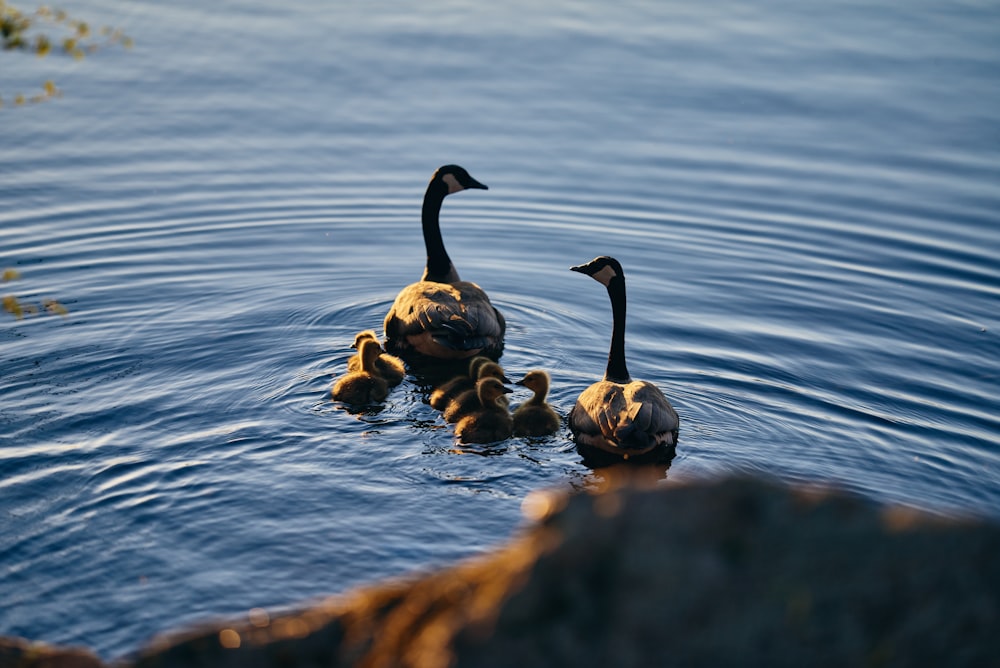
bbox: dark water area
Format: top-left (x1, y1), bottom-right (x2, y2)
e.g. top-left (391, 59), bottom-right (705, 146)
top-left (2, 0), bottom-right (998, 659)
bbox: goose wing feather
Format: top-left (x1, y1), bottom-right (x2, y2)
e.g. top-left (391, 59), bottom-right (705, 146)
top-left (624, 381), bottom-right (680, 447)
top-left (570, 381), bottom-right (626, 440)
top-left (385, 281), bottom-right (504, 354)
top-left (571, 380), bottom-right (678, 452)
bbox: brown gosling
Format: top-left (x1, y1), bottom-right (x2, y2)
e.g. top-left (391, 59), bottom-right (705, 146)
top-left (429, 355), bottom-right (491, 410)
top-left (347, 330), bottom-right (406, 387)
top-left (512, 370), bottom-right (561, 437)
top-left (454, 377), bottom-right (514, 444)
top-left (332, 338), bottom-right (388, 404)
top-left (442, 361), bottom-right (510, 423)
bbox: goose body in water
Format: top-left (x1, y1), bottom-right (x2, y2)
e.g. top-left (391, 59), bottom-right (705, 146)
top-left (454, 377), bottom-right (514, 444)
top-left (347, 330), bottom-right (406, 387)
top-left (332, 338), bottom-right (389, 405)
top-left (568, 256), bottom-right (679, 460)
top-left (512, 370), bottom-right (561, 437)
top-left (383, 165), bottom-right (505, 362)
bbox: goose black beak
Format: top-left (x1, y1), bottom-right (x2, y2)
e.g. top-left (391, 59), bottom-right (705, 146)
top-left (570, 264), bottom-right (587, 274)
top-left (468, 179), bottom-right (488, 190)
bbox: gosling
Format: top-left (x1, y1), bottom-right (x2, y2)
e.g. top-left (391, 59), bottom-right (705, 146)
top-left (454, 377), bottom-right (514, 444)
top-left (347, 330), bottom-right (406, 387)
top-left (332, 338), bottom-right (388, 404)
top-left (442, 361), bottom-right (510, 423)
top-left (429, 355), bottom-right (491, 410)
top-left (512, 370), bottom-right (561, 437)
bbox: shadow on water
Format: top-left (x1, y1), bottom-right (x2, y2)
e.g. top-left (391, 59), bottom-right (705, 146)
top-left (398, 353), bottom-right (504, 387)
top-left (577, 442), bottom-right (676, 478)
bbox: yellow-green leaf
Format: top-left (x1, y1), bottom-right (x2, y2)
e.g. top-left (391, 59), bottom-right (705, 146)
top-left (3, 295), bottom-right (24, 319)
top-left (35, 34), bottom-right (50, 56)
top-left (43, 299), bottom-right (69, 316)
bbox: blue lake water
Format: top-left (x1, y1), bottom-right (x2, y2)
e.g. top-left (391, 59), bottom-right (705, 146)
top-left (2, 0), bottom-right (999, 659)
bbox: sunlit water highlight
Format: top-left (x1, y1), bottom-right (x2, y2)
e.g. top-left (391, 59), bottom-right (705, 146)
top-left (2, 0), bottom-right (998, 659)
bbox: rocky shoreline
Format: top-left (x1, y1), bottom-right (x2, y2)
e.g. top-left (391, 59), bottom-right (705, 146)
top-left (4, 473), bottom-right (998, 667)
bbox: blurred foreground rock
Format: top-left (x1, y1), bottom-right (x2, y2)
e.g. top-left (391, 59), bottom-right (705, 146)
top-left (0, 636), bottom-right (103, 668)
top-left (4, 475), bottom-right (999, 668)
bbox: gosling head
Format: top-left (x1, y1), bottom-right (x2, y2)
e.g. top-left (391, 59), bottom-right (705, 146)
top-left (477, 361), bottom-right (511, 384)
top-left (467, 355), bottom-right (492, 377)
top-left (570, 256), bottom-right (624, 288)
top-left (358, 337), bottom-right (383, 370)
top-left (434, 165), bottom-right (489, 195)
top-left (477, 376), bottom-right (513, 404)
top-left (515, 370), bottom-right (550, 394)
top-left (351, 330), bottom-right (379, 349)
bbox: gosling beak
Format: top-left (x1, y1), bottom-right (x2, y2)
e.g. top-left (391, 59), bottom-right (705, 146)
top-left (502, 386), bottom-right (514, 394)
top-left (515, 378), bottom-right (527, 387)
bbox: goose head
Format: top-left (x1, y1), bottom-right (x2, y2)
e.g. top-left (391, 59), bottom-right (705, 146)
top-left (434, 164), bottom-right (489, 195)
top-left (570, 256), bottom-right (624, 288)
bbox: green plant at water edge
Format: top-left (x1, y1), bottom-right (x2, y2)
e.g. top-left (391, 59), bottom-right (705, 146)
top-left (2, 269), bottom-right (68, 319)
top-left (1, 0), bottom-right (133, 107)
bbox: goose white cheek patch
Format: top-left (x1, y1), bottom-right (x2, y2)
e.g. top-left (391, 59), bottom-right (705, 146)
top-left (442, 173), bottom-right (464, 193)
top-left (591, 265), bottom-right (618, 287)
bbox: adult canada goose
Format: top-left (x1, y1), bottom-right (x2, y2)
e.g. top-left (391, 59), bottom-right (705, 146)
top-left (454, 377), bottom-right (514, 444)
top-left (512, 370), bottom-right (561, 437)
top-left (383, 165), bottom-right (505, 362)
top-left (568, 256), bottom-right (679, 460)
top-left (442, 360), bottom-right (511, 423)
top-left (347, 330), bottom-right (406, 387)
top-left (331, 338), bottom-right (389, 405)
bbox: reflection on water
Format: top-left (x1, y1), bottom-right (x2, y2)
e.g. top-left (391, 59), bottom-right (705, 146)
top-left (2, 0), bottom-right (999, 660)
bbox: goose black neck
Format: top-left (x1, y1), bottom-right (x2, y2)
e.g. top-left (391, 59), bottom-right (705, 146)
top-left (604, 276), bottom-right (631, 383)
top-left (421, 179), bottom-right (458, 283)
